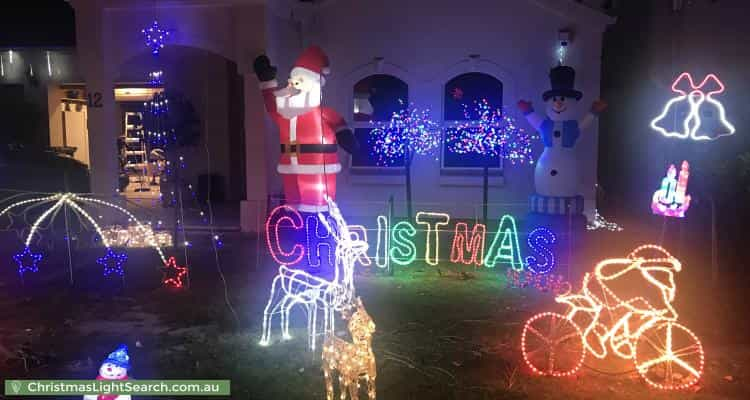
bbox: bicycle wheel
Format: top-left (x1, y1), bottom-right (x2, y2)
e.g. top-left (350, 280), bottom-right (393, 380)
top-left (635, 321), bottom-right (704, 390)
top-left (521, 312), bottom-right (585, 377)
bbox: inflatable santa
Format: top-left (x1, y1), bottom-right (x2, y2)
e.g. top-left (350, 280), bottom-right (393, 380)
top-left (518, 65), bottom-right (606, 215)
top-left (254, 46), bottom-right (357, 212)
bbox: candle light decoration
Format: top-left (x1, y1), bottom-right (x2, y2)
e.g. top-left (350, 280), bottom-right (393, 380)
top-left (651, 161), bottom-right (691, 218)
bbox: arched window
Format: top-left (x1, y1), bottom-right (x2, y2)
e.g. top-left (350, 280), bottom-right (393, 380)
top-left (350, 74), bottom-right (408, 168)
top-left (443, 72), bottom-right (503, 169)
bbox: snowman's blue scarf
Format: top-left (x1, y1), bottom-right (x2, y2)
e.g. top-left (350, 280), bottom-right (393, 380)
top-left (539, 118), bottom-right (580, 148)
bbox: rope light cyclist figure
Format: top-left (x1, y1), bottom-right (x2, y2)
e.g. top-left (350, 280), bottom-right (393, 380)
top-left (521, 245), bottom-right (704, 390)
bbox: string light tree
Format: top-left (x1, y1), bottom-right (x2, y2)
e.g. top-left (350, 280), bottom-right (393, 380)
top-left (370, 100), bottom-right (442, 217)
top-left (138, 18), bottom-right (172, 189)
top-left (517, 34), bottom-right (607, 283)
top-left (445, 99), bottom-right (535, 223)
top-left (143, 88), bottom-right (202, 247)
top-left (139, 20), bottom-right (231, 291)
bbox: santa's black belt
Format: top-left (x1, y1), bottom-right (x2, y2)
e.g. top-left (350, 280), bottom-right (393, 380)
top-left (280, 144), bottom-right (338, 154)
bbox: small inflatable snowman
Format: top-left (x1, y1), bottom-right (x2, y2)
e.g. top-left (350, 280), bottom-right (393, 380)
top-left (518, 65), bottom-right (606, 198)
top-left (83, 345), bottom-right (131, 400)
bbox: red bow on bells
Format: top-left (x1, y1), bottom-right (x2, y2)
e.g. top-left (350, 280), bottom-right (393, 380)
top-left (670, 72), bottom-right (725, 96)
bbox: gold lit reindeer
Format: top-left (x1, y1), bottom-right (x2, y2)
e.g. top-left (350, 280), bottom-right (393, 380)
top-left (322, 297), bottom-right (376, 400)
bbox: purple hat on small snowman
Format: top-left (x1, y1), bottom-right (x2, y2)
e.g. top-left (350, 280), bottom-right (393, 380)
top-left (103, 344), bottom-right (130, 370)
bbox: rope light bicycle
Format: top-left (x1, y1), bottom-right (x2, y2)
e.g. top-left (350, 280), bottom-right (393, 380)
top-left (521, 245), bottom-right (704, 390)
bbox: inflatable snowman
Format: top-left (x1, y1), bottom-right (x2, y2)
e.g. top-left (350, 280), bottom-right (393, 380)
top-left (518, 65), bottom-right (606, 215)
top-left (84, 345), bottom-right (131, 400)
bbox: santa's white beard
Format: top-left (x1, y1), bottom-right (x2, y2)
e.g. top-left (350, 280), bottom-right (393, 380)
top-left (275, 86), bottom-right (321, 119)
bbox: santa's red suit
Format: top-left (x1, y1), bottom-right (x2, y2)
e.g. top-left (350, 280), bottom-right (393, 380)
top-left (255, 46), bottom-right (353, 212)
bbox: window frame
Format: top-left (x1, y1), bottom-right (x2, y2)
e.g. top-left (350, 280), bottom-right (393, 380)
top-left (346, 63), bottom-right (413, 175)
top-left (438, 60), bottom-right (515, 177)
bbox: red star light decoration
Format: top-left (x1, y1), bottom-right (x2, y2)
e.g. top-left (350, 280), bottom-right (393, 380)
top-left (162, 256), bottom-right (188, 288)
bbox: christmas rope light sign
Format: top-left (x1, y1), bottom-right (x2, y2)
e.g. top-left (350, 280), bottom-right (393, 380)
top-left (650, 72), bottom-right (735, 141)
top-left (521, 245), bottom-right (704, 390)
top-left (265, 208), bottom-right (560, 273)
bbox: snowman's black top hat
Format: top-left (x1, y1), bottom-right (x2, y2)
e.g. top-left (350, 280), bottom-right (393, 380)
top-left (542, 65), bottom-right (583, 101)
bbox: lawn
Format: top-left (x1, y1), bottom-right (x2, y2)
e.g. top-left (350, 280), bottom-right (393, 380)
top-left (0, 229), bottom-right (748, 400)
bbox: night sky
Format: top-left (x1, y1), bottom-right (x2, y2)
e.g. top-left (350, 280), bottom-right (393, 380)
top-left (0, 0), bottom-right (75, 47)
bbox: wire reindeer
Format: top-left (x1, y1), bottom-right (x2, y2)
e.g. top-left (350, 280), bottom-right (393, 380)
top-left (259, 195), bottom-right (370, 351)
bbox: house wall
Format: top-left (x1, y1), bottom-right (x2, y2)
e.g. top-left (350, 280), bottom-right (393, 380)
top-left (117, 46), bottom-right (242, 201)
top-left (266, 0), bottom-right (611, 218)
top-left (9, 0), bottom-right (611, 231)
top-left (69, 0), bottom-right (269, 224)
top-left (0, 48), bottom-right (78, 148)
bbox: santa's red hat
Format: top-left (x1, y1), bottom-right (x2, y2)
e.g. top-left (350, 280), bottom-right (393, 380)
top-left (290, 45), bottom-right (330, 85)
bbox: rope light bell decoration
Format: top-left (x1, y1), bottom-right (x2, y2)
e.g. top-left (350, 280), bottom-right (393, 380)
top-left (651, 72), bottom-right (735, 141)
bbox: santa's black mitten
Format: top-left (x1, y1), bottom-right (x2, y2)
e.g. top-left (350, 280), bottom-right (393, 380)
top-left (336, 129), bottom-right (359, 154)
top-left (253, 55), bottom-right (277, 82)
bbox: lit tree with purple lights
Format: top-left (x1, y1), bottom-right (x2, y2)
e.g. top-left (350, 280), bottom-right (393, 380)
top-left (370, 100), bottom-right (442, 216)
top-left (446, 99), bottom-right (536, 222)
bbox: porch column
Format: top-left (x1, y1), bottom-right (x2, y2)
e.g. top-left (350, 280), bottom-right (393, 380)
top-left (71, 1), bottom-right (119, 195)
top-left (239, 71), bottom-right (270, 233)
